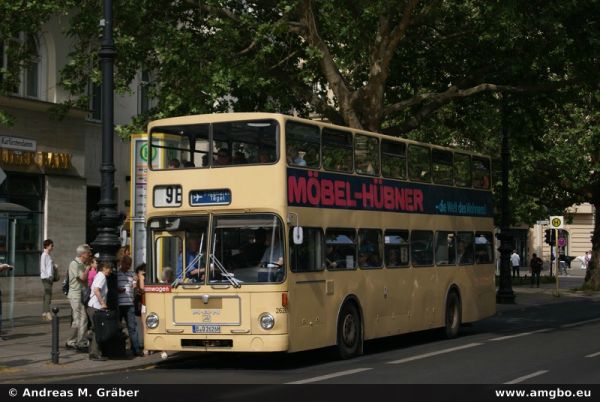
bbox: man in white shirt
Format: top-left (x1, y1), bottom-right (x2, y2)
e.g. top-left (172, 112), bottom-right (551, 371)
top-left (511, 250), bottom-right (521, 278)
top-left (39, 239), bottom-right (55, 321)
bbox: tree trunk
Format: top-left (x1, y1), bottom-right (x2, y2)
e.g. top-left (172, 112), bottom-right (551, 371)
top-left (584, 202), bottom-right (600, 289)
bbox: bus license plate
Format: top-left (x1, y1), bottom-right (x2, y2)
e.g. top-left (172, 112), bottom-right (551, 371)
top-left (192, 325), bottom-right (221, 334)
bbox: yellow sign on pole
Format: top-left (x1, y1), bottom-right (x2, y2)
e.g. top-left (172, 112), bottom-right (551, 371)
top-left (550, 216), bottom-right (564, 229)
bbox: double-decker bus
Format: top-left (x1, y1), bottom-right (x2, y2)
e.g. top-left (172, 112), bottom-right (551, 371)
top-left (142, 113), bottom-right (495, 358)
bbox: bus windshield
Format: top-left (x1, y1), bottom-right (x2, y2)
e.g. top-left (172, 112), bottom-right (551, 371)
top-left (209, 214), bottom-right (285, 284)
top-left (150, 119), bottom-right (279, 169)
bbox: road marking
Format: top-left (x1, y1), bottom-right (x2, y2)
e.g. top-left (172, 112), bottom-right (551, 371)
top-left (561, 318), bottom-right (600, 328)
top-left (504, 370), bottom-right (548, 384)
top-left (488, 328), bottom-right (551, 341)
top-left (386, 343), bottom-right (482, 365)
top-left (585, 351), bottom-right (600, 358)
top-left (286, 368), bottom-right (373, 384)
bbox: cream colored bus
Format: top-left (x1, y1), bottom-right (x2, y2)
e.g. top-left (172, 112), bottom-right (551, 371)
top-left (142, 113), bottom-right (496, 358)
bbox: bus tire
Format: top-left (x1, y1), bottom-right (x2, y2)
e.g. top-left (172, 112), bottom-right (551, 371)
top-left (444, 291), bottom-right (461, 339)
top-left (336, 302), bottom-right (361, 359)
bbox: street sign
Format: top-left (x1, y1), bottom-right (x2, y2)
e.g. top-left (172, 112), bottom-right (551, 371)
top-left (0, 167), bottom-right (5, 186)
top-left (549, 216), bottom-right (564, 229)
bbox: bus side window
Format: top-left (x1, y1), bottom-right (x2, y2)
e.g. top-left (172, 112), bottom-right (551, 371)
top-left (384, 230), bottom-right (410, 268)
top-left (285, 121), bottom-right (321, 168)
top-left (432, 149), bottom-right (453, 185)
top-left (475, 232), bottom-right (494, 264)
top-left (408, 145), bottom-right (431, 182)
top-left (322, 128), bottom-right (353, 173)
top-left (325, 228), bottom-right (356, 270)
top-left (358, 229), bottom-right (382, 269)
top-left (290, 227), bottom-right (324, 273)
top-left (454, 153), bottom-right (471, 187)
top-left (435, 231), bottom-right (456, 266)
top-left (472, 157), bottom-right (491, 189)
top-left (354, 134), bottom-right (380, 176)
top-left (456, 232), bottom-right (474, 265)
top-left (411, 230), bottom-right (433, 266)
top-left (381, 140), bottom-right (406, 180)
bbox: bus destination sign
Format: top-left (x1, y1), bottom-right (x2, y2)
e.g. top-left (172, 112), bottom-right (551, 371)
top-left (190, 189), bottom-right (232, 206)
top-left (287, 168), bottom-right (493, 218)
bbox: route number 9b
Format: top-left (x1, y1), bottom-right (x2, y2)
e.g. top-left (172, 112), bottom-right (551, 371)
top-left (153, 185), bottom-right (182, 207)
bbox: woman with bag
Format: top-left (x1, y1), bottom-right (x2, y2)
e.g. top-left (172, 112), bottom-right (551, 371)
top-left (86, 262), bottom-right (113, 361)
top-left (40, 239), bottom-right (58, 321)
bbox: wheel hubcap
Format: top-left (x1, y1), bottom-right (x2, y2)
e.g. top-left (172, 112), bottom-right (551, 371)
top-left (342, 314), bottom-right (356, 346)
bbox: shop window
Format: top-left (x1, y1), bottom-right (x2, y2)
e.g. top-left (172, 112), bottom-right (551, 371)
top-left (0, 173), bottom-right (43, 276)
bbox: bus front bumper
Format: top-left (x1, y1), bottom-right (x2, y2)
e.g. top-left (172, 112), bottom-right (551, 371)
top-left (144, 333), bottom-right (289, 353)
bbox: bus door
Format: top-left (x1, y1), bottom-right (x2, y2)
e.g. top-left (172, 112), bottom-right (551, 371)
top-left (287, 227), bottom-right (332, 352)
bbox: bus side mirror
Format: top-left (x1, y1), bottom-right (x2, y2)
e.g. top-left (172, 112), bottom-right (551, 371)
top-left (292, 227), bottom-right (303, 245)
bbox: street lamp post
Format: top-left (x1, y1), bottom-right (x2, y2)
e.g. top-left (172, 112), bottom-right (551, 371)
top-left (91, 0), bottom-right (123, 310)
top-left (496, 105), bottom-right (516, 304)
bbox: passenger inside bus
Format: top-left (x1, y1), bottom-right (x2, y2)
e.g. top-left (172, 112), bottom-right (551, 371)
top-left (260, 235), bottom-right (283, 266)
top-left (240, 228), bottom-right (267, 266)
top-left (168, 158), bottom-right (180, 168)
top-left (214, 148), bottom-right (231, 165)
top-left (325, 244), bottom-right (342, 269)
top-left (161, 266), bottom-right (175, 283)
top-left (287, 145), bottom-right (307, 166)
top-left (176, 236), bottom-right (205, 282)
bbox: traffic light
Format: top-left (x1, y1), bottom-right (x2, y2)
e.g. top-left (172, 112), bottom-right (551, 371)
top-left (544, 229), bottom-right (556, 245)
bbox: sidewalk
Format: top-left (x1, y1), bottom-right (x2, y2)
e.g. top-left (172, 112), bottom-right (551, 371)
top-left (0, 300), bottom-right (167, 383)
top-left (0, 268), bottom-right (597, 383)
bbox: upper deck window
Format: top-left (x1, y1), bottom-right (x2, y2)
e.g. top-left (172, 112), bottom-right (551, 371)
top-left (381, 140), bottom-right (406, 180)
top-left (322, 128), bottom-right (353, 173)
top-left (432, 149), bottom-right (453, 185)
top-left (151, 124), bottom-right (210, 168)
top-left (472, 157), bottom-right (491, 189)
top-left (150, 119), bottom-right (278, 169)
top-left (454, 153), bottom-right (471, 187)
top-left (213, 120), bottom-right (278, 166)
top-left (408, 144), bottom-right (431, 182)
top-left (354, 134), bottom-right (379, 176)
top-left (285, 121), bottom-right (320, 168)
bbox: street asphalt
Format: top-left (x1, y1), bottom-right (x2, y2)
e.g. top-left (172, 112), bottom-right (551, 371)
top-left (0, 266), bottom-right (594, 384)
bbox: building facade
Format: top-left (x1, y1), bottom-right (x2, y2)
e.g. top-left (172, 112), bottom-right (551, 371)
top-left (0, 15), bottom-right (142, 302)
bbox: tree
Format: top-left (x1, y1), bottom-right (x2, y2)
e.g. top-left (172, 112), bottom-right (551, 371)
top-left (2, 1), bottom-right (599, 285)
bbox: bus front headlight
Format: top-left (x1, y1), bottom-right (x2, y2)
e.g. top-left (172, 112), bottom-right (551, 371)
top-left (146, 313), bottom-right (159, 329)
top-left (259, 313), bottom-right (275, 330)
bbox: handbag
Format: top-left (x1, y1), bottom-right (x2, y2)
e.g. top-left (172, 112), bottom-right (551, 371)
top-left (93, 309), bottom-right (120, 343)
top-left (81, 286), bottom-right (92, 306)
top-left (52, 266), bottom-right (60, 282)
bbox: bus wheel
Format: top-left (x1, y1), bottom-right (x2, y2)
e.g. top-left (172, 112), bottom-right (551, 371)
top-left (444, 291), bottom-right (461, 339)
top-left (337, 303), bottom-right (361, 359)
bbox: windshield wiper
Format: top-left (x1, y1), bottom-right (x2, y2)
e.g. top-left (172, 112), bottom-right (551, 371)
top-left (210, 234), bottom-right (241, 288)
